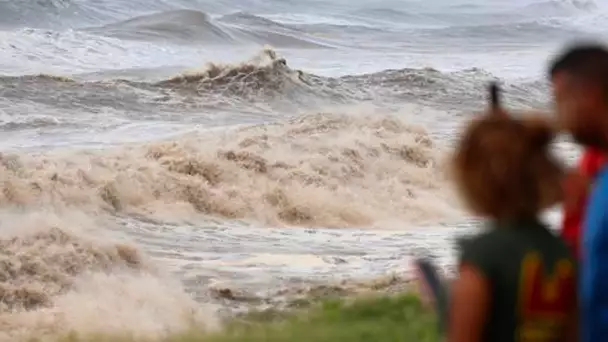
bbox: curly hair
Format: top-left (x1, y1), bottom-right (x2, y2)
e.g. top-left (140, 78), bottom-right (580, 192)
top-left (451, 112), bottom-right (564, 219)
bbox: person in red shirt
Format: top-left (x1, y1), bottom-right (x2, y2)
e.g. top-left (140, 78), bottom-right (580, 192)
top-left (551, 53), bottom-right (608, 259)
top-left (550, 50), bottom-right (608, 259)
top-left (560, 147), bottom-right (607, 259)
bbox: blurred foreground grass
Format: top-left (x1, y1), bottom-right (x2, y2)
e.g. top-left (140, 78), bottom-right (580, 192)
top-left (53, 293), bottom-right (439, 342)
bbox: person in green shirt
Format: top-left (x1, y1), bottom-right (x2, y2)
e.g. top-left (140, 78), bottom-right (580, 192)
top-left (415, 84), bottom-right (578, 342)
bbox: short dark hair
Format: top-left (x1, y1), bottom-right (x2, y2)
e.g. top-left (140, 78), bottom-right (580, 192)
top-left (549, 43), bottom-right (608, 92)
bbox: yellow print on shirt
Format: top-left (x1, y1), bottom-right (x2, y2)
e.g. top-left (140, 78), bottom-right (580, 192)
top-left (516, 252), bottom-right (575, 342)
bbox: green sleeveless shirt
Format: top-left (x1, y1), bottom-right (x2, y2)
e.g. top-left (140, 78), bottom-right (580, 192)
top-left (457, 219), bottom-right (577, 342)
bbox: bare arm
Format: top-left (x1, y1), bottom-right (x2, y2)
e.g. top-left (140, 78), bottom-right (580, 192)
top-left (447, 263), bottom-right (491, 342)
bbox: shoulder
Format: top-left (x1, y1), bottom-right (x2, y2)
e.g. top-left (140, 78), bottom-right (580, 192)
top-left (457, 229), bottom-right (508, 278)
top-left (458, 228), bottom-right (508, 251)
top-left (581, 148), bottom-right (608, 175)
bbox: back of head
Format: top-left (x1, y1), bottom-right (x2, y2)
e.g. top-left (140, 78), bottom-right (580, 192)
top-left (451, 84), bottom-right (564, 219)
top-left (549, 42), bottom-right (608, 92)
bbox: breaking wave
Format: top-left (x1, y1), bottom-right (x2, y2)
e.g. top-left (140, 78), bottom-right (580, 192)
top-left (0, 47), bottom-right (549, 115)
top-left (0, 101), bottom-right (459, 340)
top-left (0, 110), bottom-right (457, 228)
top-left (83, 10), bottom-right (336, 48)
top-left (85, 10), bottom-right (235, 44)
top-left (0, 212), bottom-right (215, 341)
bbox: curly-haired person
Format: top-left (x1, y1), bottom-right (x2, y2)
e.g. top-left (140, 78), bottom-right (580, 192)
top-left (446, 107), bottom-right (577, 342)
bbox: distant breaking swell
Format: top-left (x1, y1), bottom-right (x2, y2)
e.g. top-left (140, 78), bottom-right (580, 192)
top-left (0, 3), bottom-right (598, 46)
top-left (82, 10), bottom-right (338, 48)
top-left (0, 47), bottom-right (549, 114)
top-left (79, 8), bottom-right (590, 47)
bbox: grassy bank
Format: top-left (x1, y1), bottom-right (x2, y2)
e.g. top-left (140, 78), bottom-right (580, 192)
top-left (54, 293), bottom-right (439, 342)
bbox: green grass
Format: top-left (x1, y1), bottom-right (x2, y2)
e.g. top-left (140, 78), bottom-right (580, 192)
top-left (51, 293), bottom-right (439, 342)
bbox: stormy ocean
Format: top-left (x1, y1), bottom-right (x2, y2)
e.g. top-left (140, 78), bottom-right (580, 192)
top-left (0, 0), bottom-right (601, 339)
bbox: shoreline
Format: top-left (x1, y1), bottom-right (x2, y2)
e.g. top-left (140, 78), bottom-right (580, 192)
top-left (21, 273), bottom-right (437, 342)
top-left (53, 276), bottom-right (437, 342)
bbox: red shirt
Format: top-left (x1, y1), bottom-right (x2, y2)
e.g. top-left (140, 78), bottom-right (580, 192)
top-left (561, 148), bottom-right (607, 258)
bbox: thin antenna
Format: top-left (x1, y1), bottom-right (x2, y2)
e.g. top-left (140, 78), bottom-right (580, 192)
top-left (489, 81), bottom-right (500, 110)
